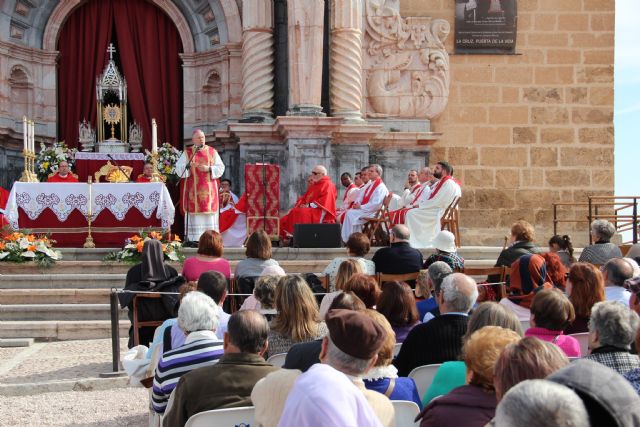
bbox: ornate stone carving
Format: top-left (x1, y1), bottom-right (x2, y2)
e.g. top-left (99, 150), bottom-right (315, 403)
top-left (363, 0), bottom-right (450, 120)
top-left (330, 0), bottom-right (364, 122)
top-left (241, 0), bottom-right (275, 119)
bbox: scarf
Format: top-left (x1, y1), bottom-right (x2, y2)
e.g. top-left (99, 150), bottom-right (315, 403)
top-left (508, 253), bottom-right (552, 308)
top-left (361, 178), bottom-right (382, 205)
top-left (428, 175), bottom-right (460, 200)
top-left (141, 239), bottom-right (170, 282)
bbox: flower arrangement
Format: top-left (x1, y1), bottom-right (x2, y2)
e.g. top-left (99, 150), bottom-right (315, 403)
top-left (104, 230), bottom-right (184, 264)
top-left (35, 141), bottom-right (78, 182)
top-left (0, 232), bottom-right (62, 267)
top-left (146, 143), bottom-right (182, 184)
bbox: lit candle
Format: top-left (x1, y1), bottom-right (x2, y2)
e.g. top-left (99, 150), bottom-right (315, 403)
top-left (152, 119), bottom-right (157, 153)
top-left (23, 116), bottom-right (27, 152)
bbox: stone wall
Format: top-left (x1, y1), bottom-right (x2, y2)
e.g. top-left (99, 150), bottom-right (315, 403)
top-left (400, 0), bottom-right (614, 246)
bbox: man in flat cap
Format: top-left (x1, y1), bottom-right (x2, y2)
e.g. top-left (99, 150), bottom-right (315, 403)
top-left (252, 309), bottom-right (395, 427)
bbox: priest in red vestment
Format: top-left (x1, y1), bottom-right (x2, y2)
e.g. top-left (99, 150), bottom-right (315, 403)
top-left (280, 165), bottom-right (338, 239)
top-left (135, 162), bottom-right (155, 183)
top-left (47, 161), bottom-right (79, 182)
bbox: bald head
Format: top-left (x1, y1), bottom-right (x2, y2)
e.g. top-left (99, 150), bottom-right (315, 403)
top-left (227, 310), bottom-right (269, 354)
top-left (439, 273), bottom-right (478, 314)
top-left (192, 129), bottom-right (206, 146)
top-left (391, 225), bottom-right (410, 241)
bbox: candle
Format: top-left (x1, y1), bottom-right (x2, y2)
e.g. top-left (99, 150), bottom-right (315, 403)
top-left (30, 121), bottom-right (34, 153)
top-left (23, 117), bottom-right (27, 152)
top-left (152, 118), bottom-right (157, 153)
top-left (87, 177), bottom-right (92, 217)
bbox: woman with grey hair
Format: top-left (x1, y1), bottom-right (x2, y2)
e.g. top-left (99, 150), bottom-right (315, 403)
top-left (494, 380), bottom-right (590, 427)
top-left (578, 219), bottom-right (622, 264)
top-left (151, 292), bottom-right (224, 414)
top-left (584, 300), bottom-right (640, 375)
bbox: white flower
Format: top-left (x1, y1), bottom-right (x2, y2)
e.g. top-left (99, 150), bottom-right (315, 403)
top-left (21, 251), bottom-right (36, 258)
top-left (0, 252), bottom-right (8, 260)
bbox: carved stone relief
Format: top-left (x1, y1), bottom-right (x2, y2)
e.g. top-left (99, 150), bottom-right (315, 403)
top-left (363, 0), bottom-right (450, 120)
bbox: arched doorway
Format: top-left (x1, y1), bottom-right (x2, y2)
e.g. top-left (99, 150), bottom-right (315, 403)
top-left (56, 0), bottom-right (183, 150)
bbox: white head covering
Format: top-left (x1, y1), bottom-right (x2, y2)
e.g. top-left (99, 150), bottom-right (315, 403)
top-left (276, 364), bottom-right (382, 427)
top-left (433, 230), bottom-right (457, 254)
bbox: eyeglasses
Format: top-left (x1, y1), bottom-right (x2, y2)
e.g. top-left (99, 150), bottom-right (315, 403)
top-left (311, 171), bottom-right (320, 175)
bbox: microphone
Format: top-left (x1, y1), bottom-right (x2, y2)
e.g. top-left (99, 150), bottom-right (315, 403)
top-left (106, 153), bottom-right (133, 182)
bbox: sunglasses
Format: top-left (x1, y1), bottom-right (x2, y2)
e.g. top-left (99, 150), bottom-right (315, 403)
top-left (311, 171), bottom-right (320, 175)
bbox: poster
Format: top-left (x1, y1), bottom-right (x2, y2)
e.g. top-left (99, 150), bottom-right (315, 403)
top-left (455, 0), bottom-right (517, 54)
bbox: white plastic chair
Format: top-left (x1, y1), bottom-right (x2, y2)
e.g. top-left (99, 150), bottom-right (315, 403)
top-left (185, 406), bottom-right (255, 427)
top-left (569, 332), bottom-right (590, 356)
top-left (267, 352), bottom-right (287, 367)
top-left (393, 343), bottom-right (402, 357)
top-left (408, 363), bottom-right (442, 399)
top-left (391, 400), bottom-right (420, 427)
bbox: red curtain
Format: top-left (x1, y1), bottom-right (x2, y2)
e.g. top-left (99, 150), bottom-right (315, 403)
top-left (57, 0), bottom-right (183, 150)
top-left (57, 1), bottom-right (113, 147)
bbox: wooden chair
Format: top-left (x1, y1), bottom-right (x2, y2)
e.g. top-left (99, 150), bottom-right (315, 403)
top-left (132, 293), bottom-right (165, 346)
top-left (440, 196), bottom-right (460, 246)
top-left (378, 271), bottom-right (420, 285)
top-left (361, 193), bottom-right (394, 246)
top-left (464, 266), bottom-right (508, 300)
top-left (318, 274), bottom-right (330, 291)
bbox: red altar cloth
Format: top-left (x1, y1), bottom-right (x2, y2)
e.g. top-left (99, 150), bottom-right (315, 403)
top-left (16, 207), bottom-right (162, 247)
top-left (74, 152), bottom-right (145, 182)
top-left (245, 164), bottom-right (280, 238)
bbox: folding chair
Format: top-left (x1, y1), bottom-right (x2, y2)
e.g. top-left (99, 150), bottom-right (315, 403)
top-left (133, 293), bottom-right (164, 347)
top-left (464, 266), bottom-right (508, 300)
top-left (362, 193), bottom-right (394, 246)
top-left (408, 363), bottom-right (442, 398)
top-left (440, 196), bottom-right (460, 247)
top-left (391, 400), bottom-right (420, 427)
top-left (378, 272), bottom-right (420, 286)
top-left (266, 353), bottom-right (287, 368)
top-left (569, 332), bottom-right (590, 356)
top-left (185, 406), bottom-right (255, 427)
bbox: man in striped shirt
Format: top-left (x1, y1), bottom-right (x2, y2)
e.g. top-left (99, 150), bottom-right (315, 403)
top-left (152, 291), bottom-right (224, 413)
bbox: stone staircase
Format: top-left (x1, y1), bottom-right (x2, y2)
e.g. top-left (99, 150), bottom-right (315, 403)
top-left (0, 246), bottom-right (501, 341)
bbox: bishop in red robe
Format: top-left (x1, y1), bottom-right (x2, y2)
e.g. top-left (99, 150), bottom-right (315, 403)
top-left (280, 165), bottom-right (337, 239)
top-left (47, 161), bottom-right (79, 182)
top-left (136, 162), bottom-right (155, 183)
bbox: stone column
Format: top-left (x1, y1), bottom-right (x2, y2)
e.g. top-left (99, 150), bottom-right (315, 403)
top-left (330, 0), bottom-right (364, 122)
top-left (241, 0), bottom-right (275, 120)
top-left (287, 0), bottom-right (325, 116)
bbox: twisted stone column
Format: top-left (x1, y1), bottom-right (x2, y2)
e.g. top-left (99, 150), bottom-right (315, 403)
top-left (241, 0), bottom-right (275, 119)
top-left (330, 0), bottom-right (364, 122)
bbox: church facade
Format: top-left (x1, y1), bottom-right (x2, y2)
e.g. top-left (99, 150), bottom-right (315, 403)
top-left (0, 0), bottom-right (614, 245)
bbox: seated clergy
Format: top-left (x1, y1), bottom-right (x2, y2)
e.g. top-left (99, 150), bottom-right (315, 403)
top-left (280, 165), bottom-right (338, 239)
top-left (341, 164), bottom-right (389, 243)
top-left (389, 167), bottom-right (433, 224)
top-left (136, 162), bottom-right (155, 182)
top-left (162, 311), bottom-right (279, 427)
top-left (389, 169), bottom-right (422, 211)
top-left (219, 178), bottom-right (239, 212)
top-left (47, 160), bottom-right (79, 182)
top-left (336, 172), bottom-right (360, 223)
top-left (405, 161), bottom-right (461, 248)
top-left (0, 186), bottom-right (9, 228)
top-left (219, 193), bottom-right (247, 248)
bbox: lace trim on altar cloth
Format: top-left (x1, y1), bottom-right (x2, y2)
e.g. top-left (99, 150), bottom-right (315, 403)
top-left (75, 152), bottom-right (146, 161)
top-left (6, 183), bottom-right (174, 229)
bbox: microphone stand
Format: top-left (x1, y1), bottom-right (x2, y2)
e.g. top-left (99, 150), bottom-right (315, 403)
top-left (177, 144), bottom-right (202, 247)
top-left (106, 153), bottom-right (133, 182)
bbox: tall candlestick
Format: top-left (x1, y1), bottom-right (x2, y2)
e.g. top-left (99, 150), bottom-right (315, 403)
top-left (152, 118), bottom-right (158, 153)
top-left (23, 116), bottom-right (27, 152)
top-left (30, 121), bottom-right (34, 153)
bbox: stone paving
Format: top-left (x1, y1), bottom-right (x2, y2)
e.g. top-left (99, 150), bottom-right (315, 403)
top-left (0, 339), bottom-right (148, 426)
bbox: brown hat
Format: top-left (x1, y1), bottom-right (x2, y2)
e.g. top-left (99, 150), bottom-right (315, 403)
top-left (325, 309), bottom-right (386, 359)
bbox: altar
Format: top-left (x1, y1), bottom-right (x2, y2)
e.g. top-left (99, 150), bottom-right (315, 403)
top-left (5, 182), bottom-right (174, 247)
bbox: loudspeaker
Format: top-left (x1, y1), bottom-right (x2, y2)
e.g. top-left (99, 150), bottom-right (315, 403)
top-left (293, 223), bottom-right (342, 248)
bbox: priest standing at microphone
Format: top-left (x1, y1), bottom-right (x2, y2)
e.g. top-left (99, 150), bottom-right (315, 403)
top-left (175, 129), bottom-right (225, 241)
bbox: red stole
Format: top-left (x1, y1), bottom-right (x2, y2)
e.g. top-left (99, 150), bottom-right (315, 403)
top-left (0, 187), bottom-right (8, 228)
top-left (47, 173), bottom-right (79, 183)
top-left (361, 178), bottom-right (382, 205)
top-left (180, 145), bottom-right (220, 215)
top-left (428, 175), bottom-right (459, 200)
top-left (343, 183), bottom-right (357, 202)
top-left (410, 183), bottom-right (429, 207)
top-left (219, 193), bottom-right (247, 233)
top-left (136, 175), bottom-right (153, 183)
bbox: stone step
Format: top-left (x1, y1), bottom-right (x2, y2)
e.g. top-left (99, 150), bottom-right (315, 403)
top-left (0, 274), bottom-right (126, 289)
top-left (0, 304), bottom-right (127, 321)
top-left (0, 320), bottom-right (130, 340)
top-left (55, 246), bottom-right (506, 261)
top-left (0, 289), bottom-right (111, 305)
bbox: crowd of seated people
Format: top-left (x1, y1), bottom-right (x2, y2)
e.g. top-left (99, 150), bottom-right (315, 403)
top-left (119, 218), bottom-right (640, 427)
